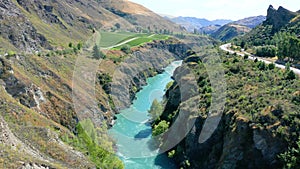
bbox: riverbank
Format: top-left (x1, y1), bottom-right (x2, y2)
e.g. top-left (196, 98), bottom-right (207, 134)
top-left (109, 61), bottom-right (182, 169)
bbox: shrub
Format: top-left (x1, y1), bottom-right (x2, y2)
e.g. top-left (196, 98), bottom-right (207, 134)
top-left (120, 44), bottom-right (131, 54)
top-left (168, 150), bottom-right (176, 158)
top-left (268, 63), bottom-right (275, 70)
top-left (286, 70), bottom-right (296, 80)
top-left (77, 42), bottom-right (83, 50)
top-left (165, 81), bottom-right (174, 90)
top-left (278, 136), bottom-right (300, 169)
top-left (7, 51), bottom-right (16, 57)
top-left (257, 61), bottom-right (266, 70)
top-left (233, 57), bottom-right (239, 63)
top-left (152, 120), bottom-right (169, 136)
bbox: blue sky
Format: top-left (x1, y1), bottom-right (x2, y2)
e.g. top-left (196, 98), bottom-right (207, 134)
top-left (128, 0), bottom-right (299, 20)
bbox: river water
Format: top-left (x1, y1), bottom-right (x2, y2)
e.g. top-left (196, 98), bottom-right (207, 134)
top-left (109, 60), bottom-right (182, 169)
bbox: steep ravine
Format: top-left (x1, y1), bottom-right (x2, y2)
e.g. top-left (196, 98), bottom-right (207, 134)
top-left (0, 37), bottom-right (201, 168)
top-left (158, 51), bottom-right (298, 169)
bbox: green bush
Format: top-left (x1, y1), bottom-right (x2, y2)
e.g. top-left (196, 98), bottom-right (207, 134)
top-left (7, 51), bottom-right (16, 57)
top-left (168, 150), bottom-right (176, 158)
top-left (165, 81), bottom-right (174, 90)
top-left (63, 120), bottom-right (124, 169)
top-left (255, 45), bottom-right (277, 57)
top-left (279, 136), bottom-right (300, 169)
top-left (257, 61), bottom-right (266, 70)
top-left (268, 63), bottom-right (276, 70)
top-left (149, 99), bottom-right (163, 121)
top-left (152, 120), bottom-right (169, 136)
top-left (286, 70), bottom-right (296, 80)
top-left (120, 44), bottom-right (131, 54)
top-left (77, 42), bottom-right (83, 50)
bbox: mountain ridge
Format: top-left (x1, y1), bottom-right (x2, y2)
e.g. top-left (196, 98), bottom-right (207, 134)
top-left (167, 16), bottom-right (232, 32)
top-left (211, 15), bottom-right (266, 41)
top-left (0, 0), bottom-right (184, 53)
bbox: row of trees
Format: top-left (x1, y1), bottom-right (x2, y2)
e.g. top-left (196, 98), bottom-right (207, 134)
top-left (236, 32), bottom-right (300, 62)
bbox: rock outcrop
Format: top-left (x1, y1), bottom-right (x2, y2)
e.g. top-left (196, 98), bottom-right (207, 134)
top-left (0, 0), bottom-right (51, 52)
top-left (264, 5), bottom-right (298, 32)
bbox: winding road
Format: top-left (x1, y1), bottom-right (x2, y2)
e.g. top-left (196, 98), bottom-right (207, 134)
top-left (220, 43), bottom-right (300, 75)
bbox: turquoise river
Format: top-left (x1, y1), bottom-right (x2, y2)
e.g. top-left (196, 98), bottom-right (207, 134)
top-left (109, 60), bottom-right (182, 169)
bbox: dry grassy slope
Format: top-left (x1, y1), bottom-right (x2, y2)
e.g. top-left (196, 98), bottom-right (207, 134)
top-left (10, 0), bottom-right (133, 48)
top-left (0, 0), bottom-right (183, 53)
top-left (0, 86), bottom-right (95, 169)
top-left (212, 24), bottom-right (251, 41)
top-left (100, 0), bottom-right (184, 32)
top-left (0, 47), bottom-right (114, 167)
top-left (211, 15), bottom-right (265, 41)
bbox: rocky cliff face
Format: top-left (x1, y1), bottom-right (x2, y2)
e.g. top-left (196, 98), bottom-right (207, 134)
top-left (264, 5), bottom-right (298, 32)
top-left (110, 37), bottom-right (195, 110)
top-left (0, 0), bottom-right (51, 52)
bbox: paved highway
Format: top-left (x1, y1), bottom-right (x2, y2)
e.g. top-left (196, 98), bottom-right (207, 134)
top-left (220, 43), bottom-right (300, 75)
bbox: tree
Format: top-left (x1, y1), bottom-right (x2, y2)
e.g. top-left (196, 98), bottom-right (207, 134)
top-left (149, 99), bottom-right (163, 121)
top-left (286, 70), bottom-right (296, 80)
top-left (152, 120), bottom-right (169, 136)
top-left (147, 26), bottom-right (151, 32)
top-left (240, 41), bottom-right (246, 49)
top-left (268, 63), bottom-right (275, 70)
top-left (120, 44), bottom-right (131, 54)
top-left (68, 42), bottom-right (73, 48)
top-left (77, 42), bottom-right (83, 50)
top-left (273, 32), bottom-right (300, 61)
top-left (273, 32), bottom-right (290, 60)
top-left (93, 45), bottom-right (104, 59)
top-left (193, 28), bottom-right (198, 34)
top-left (257, 61), bottom-right (266, 70)
top-left (288, 36), bottom-right (300, 61)
top-left (115, 23), bottom-right (121, 29)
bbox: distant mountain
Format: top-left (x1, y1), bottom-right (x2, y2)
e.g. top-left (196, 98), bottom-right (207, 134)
top-left (233, 15), bottom-right (267, 28)
top-left (211, 15), bottom-right (266, 41)
top-left (211, 24), bottom-right (251, 41)
top-left (212, 19), bottom-right (234, 26)
top-left (199, 24), bottom-right (222, 34)
top-left (168, 16), bottom-right (232, 32)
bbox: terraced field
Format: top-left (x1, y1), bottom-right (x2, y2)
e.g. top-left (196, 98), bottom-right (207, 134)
top-left (99, 31), bottom-right (137, 48)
